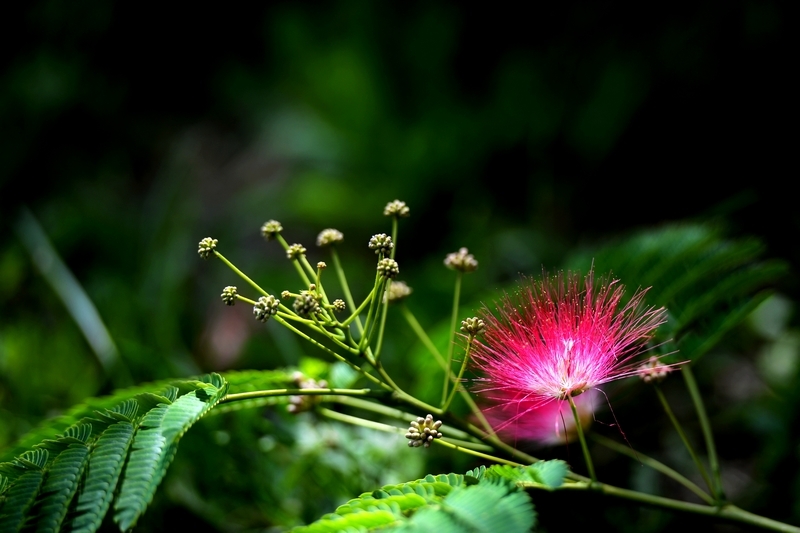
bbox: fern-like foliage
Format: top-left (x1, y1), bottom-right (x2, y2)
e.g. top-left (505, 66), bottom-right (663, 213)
top-left (566, 224), bottom-right (787, 362)
top-left (0, 373), bottom-right (229, 532)
top-left (293, 462), bottom-right (566, 533)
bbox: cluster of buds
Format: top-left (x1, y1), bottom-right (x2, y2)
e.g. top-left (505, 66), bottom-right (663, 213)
top-left (316, 228), bottom-right (344, 247)
top-left (261, 220), bottom-right (283, 240)
top-left (198, 237), bottom-right (218, 259)
top-left (460, 317), bottom-right (486, 336)
top-left (405, 414), bottom-right (443, 448)
top-left (286, 243), bottom-right (307, 260)
top-left (221, 286), bottom-right (238, 306)
top-left (293, 290), bottom-right (321, 317)
top-left (332, 299), bottom-right (346, 312)
top-left (368, 233), bottom-right (394, 255)
top-left (384, 200), bottom-right (410, 218)
top-left (444, 247), bottom-right (478, 273)
top-left (254, 295), bottom-right (280, 322)
top-left (638, 356), bottom-right (673, 383)
top-left (287, 371), bottom-right (328, 414)
top-left (377, 258), bottom-right (400, 279)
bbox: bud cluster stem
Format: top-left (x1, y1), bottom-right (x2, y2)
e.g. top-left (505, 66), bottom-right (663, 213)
top-left (441, 271), bottom-right (463, 404)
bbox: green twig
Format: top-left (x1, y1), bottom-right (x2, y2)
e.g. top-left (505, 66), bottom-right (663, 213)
top-left (273, 315), bottom-right (386, 388)
top-left (221, 387), bottom-right (388, 404)
top-left (330, 248), bottom-right (364, 335)
top-left (569, 394), bottom-right (597, 484)
top-left (400, 304), bottom-right (495, 435)
top-left (214, 251), bottom-right (269, 298)
top-left (682, 365), bottom-right (725, 502)
top-left (441, 272), bottom-right (463, 404)
top-left (553, 483), bottom-right (800, 532)
top-left (275, 234), bottom-right (312, 287)
top-left (654, 383), bottom-right (714, 494)
top-left (591, 433), bottom-right (714, 505)
top-left (441, 336), bottom-right (473, 412)
top-left (434, 438), bottom-right (523, 467)
top-left (373, 288), bottom-right (390, 361)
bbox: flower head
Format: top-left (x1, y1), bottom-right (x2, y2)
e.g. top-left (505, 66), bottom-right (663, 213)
top-left (261, 220), bottom-right (283, 240)
top-left (444, 247), bottom-right (478, 273)
top-left (384, 200), bottom-right (410, 218)
top-left (316, 228), bottom-right (344, 247)
top-left (471, 270), bottom-right (669, 412)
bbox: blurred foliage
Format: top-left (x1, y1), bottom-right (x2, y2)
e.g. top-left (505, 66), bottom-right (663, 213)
top-left (1, 1), bottom-right (796, 531)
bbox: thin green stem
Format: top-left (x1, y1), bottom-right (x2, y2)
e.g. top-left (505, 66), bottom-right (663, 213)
top-left (273, 315), bottom-right (386, 388)
top-left (400, 303), bottom-right (447, 367)
top-left (591, 433), bottom-right (714, 505)
top-left (328, 396), bottom-right (482, 445)
top-left (441, 272), bottom-right (463, 404)
top-left (359, 274), bottom-right (386, 354)
top-left (442, 336), bottom-right (473, 412)
top-left (318, 406), bottom-right (492, 452)
top-left (275, 235), bottom-right (313, 287)
top-left (318, 407), bottom-right (406, 435)
top-left (400, 304), bottom-right (495, 435)
top-left (214, 251), bottom-right (269, 298)
top-left (299, 254), bottom-right (321, 285)
top-left (341, 286), bottom-right (375, 327)
top-left (390, 217), bottom-right (398, 260)
top-left (568, 394), bottom-right (597, 483)
top-left (434, 438), bottom-right (524, 467)
top-left (682, 365), bottom-right (725, 501)
top-left (330, 248), bottom-right (364, 335)
top-left (373, 287), bottom-right (390, 361)
top-left (552, 482), bottom-right (800, 533)
top-left (220, 387), bottom-right (387, 405)
top-left (654, 384), bottom-right (714, 494)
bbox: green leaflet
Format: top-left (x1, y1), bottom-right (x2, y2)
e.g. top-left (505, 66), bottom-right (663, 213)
top-left (2, 378), bottom-right (205, 464)
top-left (402, 484), bottom-right (535, 533)
top-left (467, 461), bottom-right (568, 489)
top-left (25, 443), bottom-right (91, 533)
top-left (292, 465), bottom-right (557, 533)
top-left (0, 456), bottom-right (47, 533)
top-left (113, 379), bottom-right (228, 531)
top-left (65, 421), bottom-right (136, 533)
top-left (0, 469), bottom-right (46, 533)
top-left (0, 373), bottom-right (228, 533)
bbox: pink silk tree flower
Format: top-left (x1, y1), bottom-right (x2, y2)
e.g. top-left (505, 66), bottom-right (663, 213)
top-left (471, 270), bottom-right (670, 429)
top-left (483, 389), bottom-right (599, 446)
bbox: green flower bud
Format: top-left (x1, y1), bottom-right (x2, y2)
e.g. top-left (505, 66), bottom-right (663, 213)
top-left (316, 228), bottom-right (344, 247)
top-left (293, 290), bottom-right (320, 317)
top-left (368, 233), bottom-right (394, 255)
top-left (332, 299), bottom-right (346, 312)
top-left (384, 200), bottom-right (410, 218)
top-left (444, 247), bottom-right (478, 273)
top-left (198, 237), bottom-right (218, 259)
top-left (253, 295), bottom-right (280, 322)
top-left (405, 414), bottom-right (443, 448)
top-left (286, 243), bottom-right (307, 259)
top-left (460, 317), bottom-right (486, 336)
top-left (317, 261), bottom-right (327, 270)
top-left (377, 258), bottom-right (400, 279)
top-left (221, 286), bottom-right (238, 306)
top-left (261, 220), bottom-right (283, 240)
top-left (281, 290), bottom-right (291, 299)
